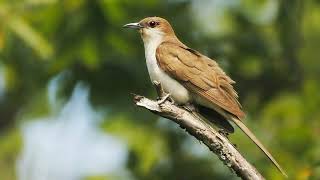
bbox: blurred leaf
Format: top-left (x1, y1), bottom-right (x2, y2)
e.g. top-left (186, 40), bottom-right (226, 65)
top-left (81, 36), bottom-right (99, 69)
top-left (7, 16), bottom-right (53, 59)
top-left (239, 56), bottom-right (262, 77)
top-left (25, 0), bottom-right (58, 6)
top-left (311, 166), bottom-right (320, 180)
top-left (3, 64), bottom-right (18, 91)
top-left (0, 29), bottom-right (4, 51)
top-left (63, 0), bottom-right (85, 11)
top-left (105, 32), bottom-right (134, 59)
top-left (99, 0), bottom-right (126, 24)
top-left (0, 129), bottom-right (22, 180)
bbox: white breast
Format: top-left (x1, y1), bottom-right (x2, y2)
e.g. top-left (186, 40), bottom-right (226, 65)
top-left (143, 34), bottom-right (191, 104)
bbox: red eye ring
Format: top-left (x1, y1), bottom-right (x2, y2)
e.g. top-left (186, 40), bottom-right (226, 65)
top-left (149, 21), bottom-right (157, 28)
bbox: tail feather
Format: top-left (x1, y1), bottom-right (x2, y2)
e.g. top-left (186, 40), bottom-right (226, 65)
top-left (231, 117), bottom-right (288, 178)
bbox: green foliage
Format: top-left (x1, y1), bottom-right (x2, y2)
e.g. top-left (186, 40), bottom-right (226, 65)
top-left (0, 129), bottom-right (22, 180)
top-left (0, 0), bottom-right (319, 179)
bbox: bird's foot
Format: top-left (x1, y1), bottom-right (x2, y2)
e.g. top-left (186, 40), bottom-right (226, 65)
top-left (218, 129), bottom-right (230, 139)
top-left (157, 93), bottom-right (174, 105)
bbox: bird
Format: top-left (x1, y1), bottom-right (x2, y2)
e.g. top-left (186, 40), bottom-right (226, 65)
top-left (124, 16), bottom-right (287, 177)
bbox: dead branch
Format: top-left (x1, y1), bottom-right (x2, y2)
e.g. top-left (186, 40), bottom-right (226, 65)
top-left (133, 81), bottom-right (265, 180)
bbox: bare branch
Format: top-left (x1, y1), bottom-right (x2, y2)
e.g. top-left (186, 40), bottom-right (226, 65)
top-left (133, 82), bottom-right (265, 180)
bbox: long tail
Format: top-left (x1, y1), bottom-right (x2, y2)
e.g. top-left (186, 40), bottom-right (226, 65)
top-left (231, 117), bottom-right (288, 178)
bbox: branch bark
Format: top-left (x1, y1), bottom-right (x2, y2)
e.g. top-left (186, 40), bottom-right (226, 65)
top-left (133, 82), bottom-right (265, 180)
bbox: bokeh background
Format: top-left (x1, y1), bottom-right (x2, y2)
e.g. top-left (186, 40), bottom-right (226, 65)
top-left (0, 0), bottom-right (319, 179)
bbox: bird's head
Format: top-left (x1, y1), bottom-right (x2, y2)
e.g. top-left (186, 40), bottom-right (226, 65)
top-left (123, 17), bottom-right (176, 44)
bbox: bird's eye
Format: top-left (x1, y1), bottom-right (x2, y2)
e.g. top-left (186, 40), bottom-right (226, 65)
top-left (148, 21), bottom-right (157, 28)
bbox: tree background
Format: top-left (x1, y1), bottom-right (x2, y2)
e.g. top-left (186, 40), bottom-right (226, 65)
top-left (0, 0), bottom-right (319, 179)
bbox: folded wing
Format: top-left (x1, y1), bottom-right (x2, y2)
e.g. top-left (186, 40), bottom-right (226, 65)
top-left (156, 42), bottom-right (245, 119)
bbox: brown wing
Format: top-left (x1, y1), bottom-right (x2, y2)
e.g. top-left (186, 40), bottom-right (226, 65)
top-left (156, 42), bottom-right (245, 119)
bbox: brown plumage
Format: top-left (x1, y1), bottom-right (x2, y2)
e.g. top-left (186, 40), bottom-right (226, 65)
top-left (156, 42), bottom-right (245, 120)
top-left (124, 16), bottom-right (287, 177)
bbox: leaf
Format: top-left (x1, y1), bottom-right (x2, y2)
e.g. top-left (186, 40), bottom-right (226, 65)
top-left (7, 16), bottom-right (54, 59)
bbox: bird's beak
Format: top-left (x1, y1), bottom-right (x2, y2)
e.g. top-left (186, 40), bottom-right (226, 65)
top-left (123, 22), bottom-right (143, 29)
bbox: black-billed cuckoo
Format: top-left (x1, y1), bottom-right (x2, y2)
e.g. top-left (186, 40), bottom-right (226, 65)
top-left (124, 17), bottom-right (287, 177)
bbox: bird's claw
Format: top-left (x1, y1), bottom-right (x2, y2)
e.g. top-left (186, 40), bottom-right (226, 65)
top-left (168, 96), bottom-right (175, 104)
top-left (157, 93), bottom-right (173, 105)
